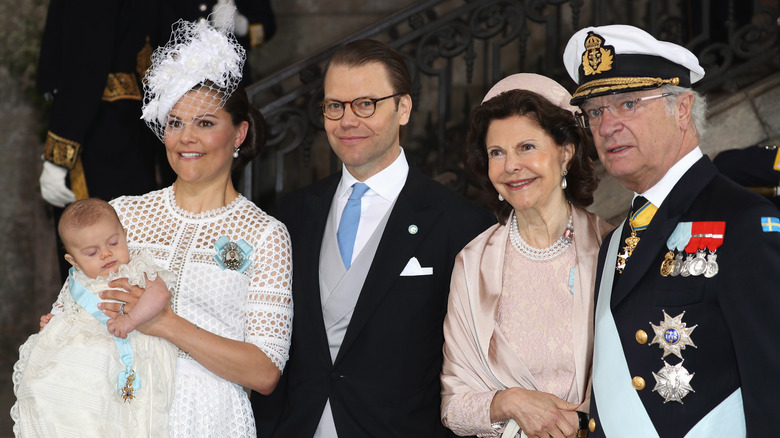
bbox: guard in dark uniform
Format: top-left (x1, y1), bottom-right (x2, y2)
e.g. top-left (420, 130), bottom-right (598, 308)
top-left (563, 25), bottom-right (780, 437)
top-left (39, 0), bottom-right (173, 203)
top-left (38, 0), bottom-right (176, 280)
top-left (713, 143), bottom-right (780, 209)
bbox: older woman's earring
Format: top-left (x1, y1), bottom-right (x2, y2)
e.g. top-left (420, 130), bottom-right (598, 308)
top-left (561, 171), bottom-right (568, 190)
top-left (233, 147), bottom-right (240, 158)
top-left (498, 193), bottom-right (504, 202)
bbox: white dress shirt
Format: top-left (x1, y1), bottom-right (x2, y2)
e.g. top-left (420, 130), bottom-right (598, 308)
top-left (637, 146), bottom-right (703, 207)
top-left (334, 148), bottom-right (409, 266)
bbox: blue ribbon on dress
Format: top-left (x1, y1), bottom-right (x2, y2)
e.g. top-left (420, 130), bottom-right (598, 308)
top-left (68, 268), bottom-right (141, 400)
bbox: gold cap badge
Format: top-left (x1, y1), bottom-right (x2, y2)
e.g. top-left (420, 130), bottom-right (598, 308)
top-left (582, 31), bottom-right (613, 76)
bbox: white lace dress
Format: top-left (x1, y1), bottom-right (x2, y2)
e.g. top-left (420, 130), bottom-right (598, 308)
top-left (111, 186), bottom-right (292, 437)
top-left (11, 252), bottom-right (177, 438)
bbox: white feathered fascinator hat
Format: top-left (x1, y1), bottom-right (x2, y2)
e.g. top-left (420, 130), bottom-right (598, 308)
top-left (141, 9), bottom-right (246, 141)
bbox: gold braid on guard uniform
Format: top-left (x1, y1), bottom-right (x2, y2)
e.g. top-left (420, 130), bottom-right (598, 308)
top-left (43, 131), bottom-right (81, 170)
top-left (573, 76), bottom-right (681, 100)
top-left (43, 131), bottom-right (89, 199)
top-left (102, 72), bottom-right (142, 102)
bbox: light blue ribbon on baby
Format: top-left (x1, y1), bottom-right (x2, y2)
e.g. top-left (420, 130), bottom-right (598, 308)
top-left (667, 222), bottom-right (693, 251)
top-left (213, 236), bottom-right (253, 273)
top-left (68, 267), bottom-right (141, 399)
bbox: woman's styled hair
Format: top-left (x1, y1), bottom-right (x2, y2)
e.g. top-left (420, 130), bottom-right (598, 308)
top-left (464, 89), bottom-right (599, 224)
top-left (219, 85), bottom-right (267, 172)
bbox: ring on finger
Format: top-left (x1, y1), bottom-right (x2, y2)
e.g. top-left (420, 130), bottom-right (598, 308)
top-left (119, 303), bottom-right (126, 315)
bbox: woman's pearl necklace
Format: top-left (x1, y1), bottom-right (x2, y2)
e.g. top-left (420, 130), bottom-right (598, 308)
top-left (509, 212), bottom-right (574, 261)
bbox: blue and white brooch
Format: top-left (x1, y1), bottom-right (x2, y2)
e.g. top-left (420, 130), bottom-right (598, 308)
top-left (214, 236), bottom-right (253, 273)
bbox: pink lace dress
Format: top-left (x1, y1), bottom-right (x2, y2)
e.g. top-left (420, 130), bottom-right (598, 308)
top-left (445, 239), bottom-right (576, 436)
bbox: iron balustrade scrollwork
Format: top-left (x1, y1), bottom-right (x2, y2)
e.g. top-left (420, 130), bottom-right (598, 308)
top-left (243, 0), bottom-right (779, 209)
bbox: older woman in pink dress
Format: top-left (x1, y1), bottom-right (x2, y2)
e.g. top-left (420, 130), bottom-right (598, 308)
top-left (441, 74), bottom-right (613, 438)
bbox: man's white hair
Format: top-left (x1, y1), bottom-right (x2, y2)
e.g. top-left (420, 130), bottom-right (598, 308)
top-left (661, 84), bottom-right (708, 139)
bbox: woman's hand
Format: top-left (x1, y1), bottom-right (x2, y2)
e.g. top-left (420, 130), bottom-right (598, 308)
top-left (490, 387), bottom-right (579, 438)
top-left (99, 278), bottom-right (172, 336)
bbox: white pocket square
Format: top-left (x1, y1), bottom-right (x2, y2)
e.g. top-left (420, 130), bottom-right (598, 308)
top-left (399, 257), bottom-right (433, 276)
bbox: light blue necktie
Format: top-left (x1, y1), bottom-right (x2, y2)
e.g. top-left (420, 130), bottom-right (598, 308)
top-left (337, 182), bottom-right (370, 269)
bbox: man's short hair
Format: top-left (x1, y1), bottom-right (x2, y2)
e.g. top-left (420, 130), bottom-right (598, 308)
top-left (325, 39), bottom-right (412, 99)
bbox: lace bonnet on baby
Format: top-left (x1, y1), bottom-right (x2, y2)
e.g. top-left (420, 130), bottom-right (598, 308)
top-left (141, 9), bottom-right (246, 142)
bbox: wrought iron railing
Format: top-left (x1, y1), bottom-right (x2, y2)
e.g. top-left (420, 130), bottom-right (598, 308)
top-left (243, 0), bottom-right (779, 209)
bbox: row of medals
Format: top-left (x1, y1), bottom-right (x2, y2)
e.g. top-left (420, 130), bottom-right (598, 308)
top-left (660, 248), bottom-right (718, 278)
top-left (653, 240), bottom-right (706, 401)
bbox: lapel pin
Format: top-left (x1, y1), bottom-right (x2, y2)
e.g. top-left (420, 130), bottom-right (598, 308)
top-left (408, 224), bottom-right (418, 235)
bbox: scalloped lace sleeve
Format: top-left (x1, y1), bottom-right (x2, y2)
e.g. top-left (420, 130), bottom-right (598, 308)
top-left (244, 219), bottom-right (293, 370)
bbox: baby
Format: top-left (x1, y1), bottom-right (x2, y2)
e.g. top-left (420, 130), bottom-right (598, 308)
top-left (12, 198), bottom-right (176, 437)
top-left (58, 198), bottom-right (170, 338)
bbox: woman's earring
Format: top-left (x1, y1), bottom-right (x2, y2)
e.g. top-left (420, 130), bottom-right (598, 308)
top-left (498, 193), bottom-right (504, 202)
top-left (561, 171), bottom-right (568, 190)
top-left (233, 147), bottom-right (240, 158)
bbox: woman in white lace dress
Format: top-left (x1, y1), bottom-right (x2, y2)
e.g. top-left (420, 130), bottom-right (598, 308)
top-left (96, 16), bottom-right (292, 437)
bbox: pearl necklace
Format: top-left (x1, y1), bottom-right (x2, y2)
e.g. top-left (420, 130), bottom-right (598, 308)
top-left (509, 212), bottom-right (574, 261)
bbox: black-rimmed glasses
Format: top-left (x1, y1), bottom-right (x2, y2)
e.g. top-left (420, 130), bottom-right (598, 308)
top-left (320, 93), bottom-right (401, 120)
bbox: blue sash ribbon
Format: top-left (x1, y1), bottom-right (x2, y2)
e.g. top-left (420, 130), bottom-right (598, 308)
top-left (68, 268), bottom-right (141, 400)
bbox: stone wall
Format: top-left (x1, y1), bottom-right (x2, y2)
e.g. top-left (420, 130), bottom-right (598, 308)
top-left (0, 66), bottom-right (61, 361)
top-left (0, 0), bottom-right (58, 358)
top-left (0, 0), bottom-right (60, 429)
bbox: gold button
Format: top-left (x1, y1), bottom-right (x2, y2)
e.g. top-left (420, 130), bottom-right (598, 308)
top-left (635, 329), bottom-right (648, 344)
top-left (632, 376), bottom-right (646, 390)
top-left (589, 418), bottom-right (596, 433)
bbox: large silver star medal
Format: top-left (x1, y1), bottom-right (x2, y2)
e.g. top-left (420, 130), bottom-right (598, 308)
top-left (652, 360), bottom-right (695, 403)
top-left (649, 310), bottom-right (697, 359)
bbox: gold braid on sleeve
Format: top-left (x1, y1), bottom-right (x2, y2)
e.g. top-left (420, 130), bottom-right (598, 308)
top-left (43, 131), bottom-right (81, 170)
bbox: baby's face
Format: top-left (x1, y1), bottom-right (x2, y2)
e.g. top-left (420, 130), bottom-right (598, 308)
top-left (64, 218), bottom-right (130, 278)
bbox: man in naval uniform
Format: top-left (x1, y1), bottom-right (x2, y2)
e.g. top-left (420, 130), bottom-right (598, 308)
top-left (251, 39), bottom-right (495, 437)
top-left (562, 25), bottom-right (780, 437)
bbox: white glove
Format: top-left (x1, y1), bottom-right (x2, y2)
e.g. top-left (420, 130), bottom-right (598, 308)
top-left (40, 161), bottom-right (76, 207)
top-left (234, 12), bottom-right (249, 37)
top-left (211, 0), bottom-right (249, 36)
